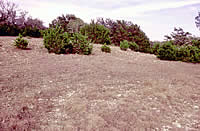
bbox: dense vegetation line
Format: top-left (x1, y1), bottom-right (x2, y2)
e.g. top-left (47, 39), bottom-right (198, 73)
top-left (1, 0), bottom-right (200, 62)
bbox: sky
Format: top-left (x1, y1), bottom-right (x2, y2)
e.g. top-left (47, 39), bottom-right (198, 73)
top-left (11, 0), bottom-right (200, 41)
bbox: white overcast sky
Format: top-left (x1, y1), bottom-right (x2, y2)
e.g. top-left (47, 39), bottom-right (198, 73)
top-left (12, 0), bottom-right (200, 41)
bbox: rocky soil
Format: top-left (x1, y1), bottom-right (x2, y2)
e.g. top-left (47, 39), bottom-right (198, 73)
top-left (0, 36), bottom-right (200, 130)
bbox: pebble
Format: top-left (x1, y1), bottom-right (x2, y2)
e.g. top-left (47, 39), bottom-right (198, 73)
top-left (173, 121), bottom-right (181, 128)
top-left (193, 105), bottom-right (199, 109)
top-left (117, 94), bottom-right (122, 97)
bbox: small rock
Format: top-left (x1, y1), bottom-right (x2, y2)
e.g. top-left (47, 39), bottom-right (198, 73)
top-left (117, 94), bottom-right (122, 97)
top-left (193, 105), bottom-right (199, 109)
top-left (173, 121), bottom-right (181, 128)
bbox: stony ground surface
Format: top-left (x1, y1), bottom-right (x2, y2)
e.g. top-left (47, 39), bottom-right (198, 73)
top-left (0, 36), bottom-right (200, 131)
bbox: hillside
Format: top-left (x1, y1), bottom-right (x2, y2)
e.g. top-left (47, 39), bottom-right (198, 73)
top-left (0, 37), bottom-right (200, 130)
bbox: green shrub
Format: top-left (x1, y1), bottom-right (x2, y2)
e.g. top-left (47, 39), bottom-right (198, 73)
top-left (120, 40), bottom-right (129, 51)
top-left (176, 46), bottom-right (189, 61)
top-left (157, 41), bottom-right (177, 60)
top-left (191, 39), bottom-right (200, 49)
top-left (70, 33), bottom-right (93, 55)
top-left (23, 27), bottom-right (43, 38)
top-left (145, 47), bottom-right (154, 54)
top-left (101, 43), bottom-right (111, 53)
top-left (151, 43), bottom-right (161, 55)
top-left (157, 41), bottom-right (200, 63)
top-left (129, 42), bottom-right (139, 51)
top-left (0, 24), bottom-right (20, 36)
top-left (186, 46), bottom-right (200, 63)
top-left (176, 46), bottom-right (200, 63)
top-left (0, 20), bottom-right (44, 38)
top-left (43, 26), bottom-right (67, 54)
top-left (14, 34), bottom-right (29, 49)
top-left (80, 21), bottom-right (111, 44)
top-left (97, 18), bottom-right (150, 52)
top-left (43, 26), bottom-right (92, 55)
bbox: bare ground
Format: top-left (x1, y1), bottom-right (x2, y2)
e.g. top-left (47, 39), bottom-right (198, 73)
top-left (0, 36), bottom-right (200, 131)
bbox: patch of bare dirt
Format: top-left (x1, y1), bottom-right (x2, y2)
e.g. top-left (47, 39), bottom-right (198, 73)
top-left (0, 36), bottom-right (200, 130)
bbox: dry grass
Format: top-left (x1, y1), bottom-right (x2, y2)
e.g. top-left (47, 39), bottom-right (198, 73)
top-left (0, 36), bottom-right (200, 130)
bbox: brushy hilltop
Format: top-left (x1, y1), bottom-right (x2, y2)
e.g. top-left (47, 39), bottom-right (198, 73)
top-left (1, 0), bottom-right (200, 63)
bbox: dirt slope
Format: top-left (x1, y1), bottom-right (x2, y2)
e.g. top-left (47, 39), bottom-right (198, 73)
top-left (0, 37), bottom-right (200, 130)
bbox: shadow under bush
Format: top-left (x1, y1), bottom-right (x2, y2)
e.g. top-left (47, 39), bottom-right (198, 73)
top-left (129, 42), bottom-right (139, 51)
top-left (101, 44), bottom-right (111, 53)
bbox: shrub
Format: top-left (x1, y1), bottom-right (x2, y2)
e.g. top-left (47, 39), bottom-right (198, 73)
top-left (43, 26), bottom-right (92, 55)
top-left (70, 33), bottom-right (93, 55)
top-left (186, 46), bottom-right (200, 63)
top-left (176, 46), bottom-right (200, 63)
top-left (120, 40), bottom-right (129, 51)
top-left (176, 46), bottom-right (189, 61)
top-left (22, 27), bottom-right (43, 38)
top-left (0, 24), bottom-right (21, 36)
top-left (191, 39), bottom-right (200, 49)
top-left (101, 43), bottom-right (111, 53)
top-left (157, 41), bottom-right (177, 60)
top-left (14, 34), bottom-right (29, 49)
top-left (43, 26), bottom-right (68, 54)
top-left (0, 2), bottom-right (45, 38)
top-left (164, 28), bottom-right (191, 46)
top-left (151, 43), bottom-right (161, 55)
top-left (157, 41), bottom-right (200, 63)
top-left (49, 14), bottom-right (85, 33)
top-left (80, 21), bottom-right (111, 44)
top-left (97, 18), bottom-right (150, 52)
top-left (129, 42), bottom-right (139, 51)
